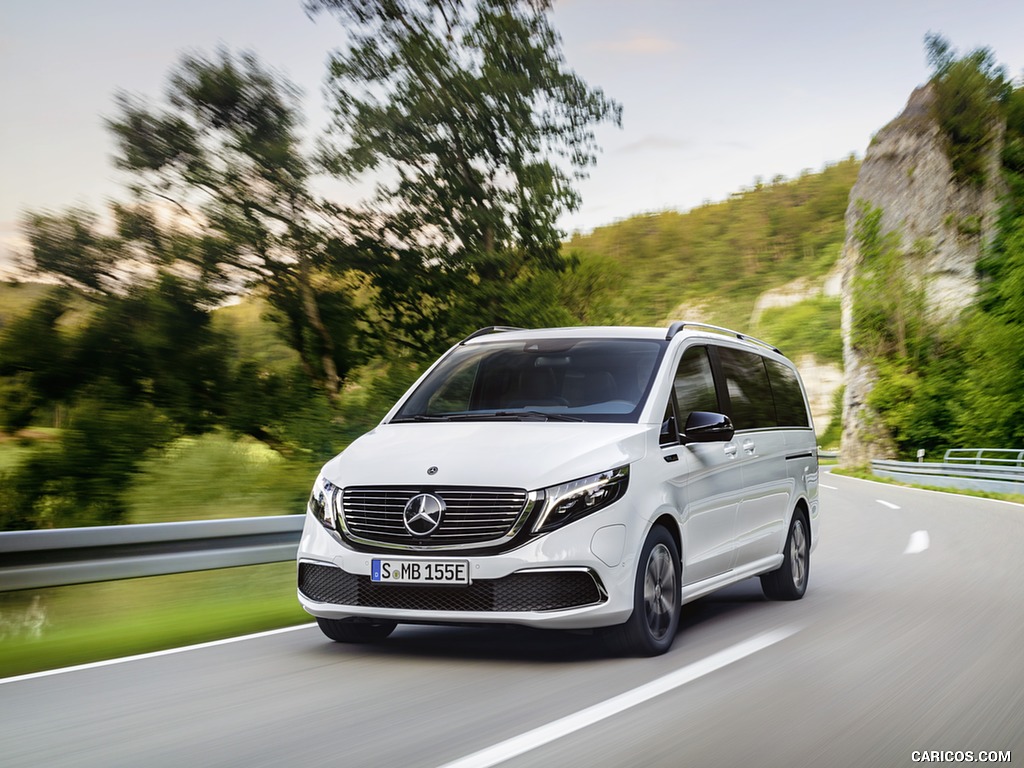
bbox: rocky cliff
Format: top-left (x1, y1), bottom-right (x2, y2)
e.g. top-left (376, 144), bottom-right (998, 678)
top-left (839, 84), bottom-right (1005, 465)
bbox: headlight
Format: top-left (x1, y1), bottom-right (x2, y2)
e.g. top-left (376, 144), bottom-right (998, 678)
top-left (308, 473), bottom-right (339, 530)
top-left (532, 466), bottom-right (629, 534)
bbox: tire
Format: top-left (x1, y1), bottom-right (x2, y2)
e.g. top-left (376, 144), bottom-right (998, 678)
top-left (316, 617), bottom-right (397, 643)
top-left (603, 526), bottom-right (681, 657)
top-left (760, 509), bottom-right (810, 601)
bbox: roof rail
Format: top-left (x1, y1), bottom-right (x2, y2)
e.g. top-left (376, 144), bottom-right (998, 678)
top-left (459, 326), bottom-right (526, 343)
top-left (665, 321), bottom-right (780, 353)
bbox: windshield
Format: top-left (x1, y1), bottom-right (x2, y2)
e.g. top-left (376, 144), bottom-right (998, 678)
top-left (392, 337), bottom-right (667, 423)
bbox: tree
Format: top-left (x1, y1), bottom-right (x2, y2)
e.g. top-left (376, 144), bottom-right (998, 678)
top-left (308, 0), bottom-right (622, 357)
top-left (106, 49), bottom-right (362, 398)
top-left (924, 32), bottom-right (1010, 186)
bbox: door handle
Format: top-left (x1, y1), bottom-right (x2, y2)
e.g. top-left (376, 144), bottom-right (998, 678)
top-left (723, 443), bottom-right (738, 458)
top-left (742, 439), bottom-right (756, 455)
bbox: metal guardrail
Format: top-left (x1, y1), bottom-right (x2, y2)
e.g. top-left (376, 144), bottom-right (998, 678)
top-left (0, 515), bottom-right (304, 592)
top-left (871, 458), bottom-right (1024, 496)
top-left (943, 448), bottom-right (1024, 466)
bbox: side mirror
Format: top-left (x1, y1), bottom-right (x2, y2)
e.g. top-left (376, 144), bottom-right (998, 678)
top-left (682, 411), bottom-right (734, 443)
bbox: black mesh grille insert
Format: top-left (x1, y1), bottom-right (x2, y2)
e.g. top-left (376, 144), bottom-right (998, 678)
top-left (298, 562), bottom-right (604, 613)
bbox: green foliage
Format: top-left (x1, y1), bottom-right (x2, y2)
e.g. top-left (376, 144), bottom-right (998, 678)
top-left (2, 392), bottom-right (173, 529)
top-left (564, 158), bottom-right (858, 326)
top-left (106, 48), bottom-right (361, 398)
top-left (953, 306), bottom-right (1024, 449)
top-left (848, 201), bottom-right (962, 458)
top-left (980, 84), bottom-right (1024, 308)
top-left (0, 275), bottom-right (245, 528)
top-left (310, 0), bottom-right (622, 359)
top-left (0, 282), bottom-right (59, 329)
top-left (210, 295), bottom-right (300, 372)
top-left (850, 202), bottom-right (928, 361)
top-left (925, 33), bottom-right (1010, 186)
top-left (336, 358), bottom-right (426, 445)
top-left (0, 288), bottom-right (77, 409)
top-left (867, 341), bottom-right (964, 457)
top-left (754, 296), bottom-right (842, 364)
top-left (817, 385), bottom-right (844, 449)
top-left (126, 432), bottom-right (313, 523)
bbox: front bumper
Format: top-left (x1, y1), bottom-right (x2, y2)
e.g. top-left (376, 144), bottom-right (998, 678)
top-left (296, 508), bottom-right (639, 630)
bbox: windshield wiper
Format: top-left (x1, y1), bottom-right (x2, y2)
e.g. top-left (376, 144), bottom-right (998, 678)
top-left (393, 411), bottom-right (584, 423)
top-left (491, 410), bottom-right (584, 422)
top-left (389, 414), bottom-right (454, 423)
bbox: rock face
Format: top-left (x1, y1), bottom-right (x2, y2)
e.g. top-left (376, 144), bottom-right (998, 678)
top-left (839, 84), bottom-right (1004, 465)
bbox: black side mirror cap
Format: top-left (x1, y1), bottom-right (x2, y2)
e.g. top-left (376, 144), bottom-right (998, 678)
top-left (682, 411), bottom-right (735, 443)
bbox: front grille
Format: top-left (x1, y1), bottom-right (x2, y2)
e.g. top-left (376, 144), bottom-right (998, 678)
top-left (298, 562), bottom-right (604, 613)
top-left (341, 486), bottom-right (530, 548)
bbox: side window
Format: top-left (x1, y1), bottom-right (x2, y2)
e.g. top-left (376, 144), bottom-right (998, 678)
top-left (716, 347), bottom-right (777, 430)
top-left (765, 358), bottom-right (810, 428)
top-left (673, 346), bottom-right (720, 418)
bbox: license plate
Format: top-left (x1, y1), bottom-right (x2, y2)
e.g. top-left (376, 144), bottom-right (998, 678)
top-left (371, 559), bottom-right (470, 585)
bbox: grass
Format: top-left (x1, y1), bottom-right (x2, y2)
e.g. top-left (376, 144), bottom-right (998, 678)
top-left (830, 465), bottom-right (1024, 504)
top-left (0, 562), bottom-right (310, 679)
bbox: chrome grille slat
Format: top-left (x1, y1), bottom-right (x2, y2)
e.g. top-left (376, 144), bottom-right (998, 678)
top-left (342, 485), bottom-right (530, 548)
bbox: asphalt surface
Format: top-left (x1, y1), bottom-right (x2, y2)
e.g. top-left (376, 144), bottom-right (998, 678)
top-left (2, 472), bottom-right (1023, 767)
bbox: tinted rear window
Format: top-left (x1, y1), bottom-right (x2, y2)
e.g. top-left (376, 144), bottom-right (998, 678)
top-left (716, 346), bottom-right (777, 430)
top-left (765, 358), bottom-right (810, 428)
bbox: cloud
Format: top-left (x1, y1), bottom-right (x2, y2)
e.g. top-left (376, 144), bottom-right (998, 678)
top-left (592, 34), bottom-right (678, 55)
top-left (617, 135), bottom-right (691, 154)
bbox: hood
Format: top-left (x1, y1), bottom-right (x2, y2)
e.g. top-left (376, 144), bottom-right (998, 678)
top-left (321, 421), bottom-right (650, 490)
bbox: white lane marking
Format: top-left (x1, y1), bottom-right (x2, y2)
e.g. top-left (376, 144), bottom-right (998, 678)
top-left (438, 627), bottom-right (799, 768)
top-left (820, 483), bottom-right (838, 490)
top-left (904, 530), bottom-right (930, 555)
top-left (0, 623), bottom-right (316, 686)
top-left (876, 500), bottom-right (900, 510)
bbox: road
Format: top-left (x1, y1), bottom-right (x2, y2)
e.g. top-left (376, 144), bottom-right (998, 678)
top-left (2, 472), bottom-right (1023, 767)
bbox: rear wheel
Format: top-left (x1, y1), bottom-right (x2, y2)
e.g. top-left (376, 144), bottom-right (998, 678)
top-left (316, 617), bottom-right (397, 643)
top-left (604, 526), bottom-right (680, 656)
top-left (760, 509), bottom-right (809, 600)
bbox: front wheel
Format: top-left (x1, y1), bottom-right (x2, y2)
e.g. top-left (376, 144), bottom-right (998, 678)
top-left (603, 526), bottom-right (681, 657)
top-left (760, 509), bottom-right (809, 600)
top-left (316, 617), bottom-right (397, 643)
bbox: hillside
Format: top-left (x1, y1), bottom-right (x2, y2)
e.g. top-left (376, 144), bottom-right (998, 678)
top-left (565, 156), bottom-right (859, 341)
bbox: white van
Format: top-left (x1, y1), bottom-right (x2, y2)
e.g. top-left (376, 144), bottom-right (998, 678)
top-left (297, 323), bottom-right (819, 656)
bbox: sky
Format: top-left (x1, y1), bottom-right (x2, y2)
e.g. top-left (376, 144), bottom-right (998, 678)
top-left (3, 0), bottom-right (1024, 276)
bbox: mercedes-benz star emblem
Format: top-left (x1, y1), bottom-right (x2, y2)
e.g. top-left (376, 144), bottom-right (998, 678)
top-left (403, 493), bottom-right (445, 536)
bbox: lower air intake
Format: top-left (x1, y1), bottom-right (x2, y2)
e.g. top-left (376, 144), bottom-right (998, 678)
top-left (299, 562), bottom-right (604, 613)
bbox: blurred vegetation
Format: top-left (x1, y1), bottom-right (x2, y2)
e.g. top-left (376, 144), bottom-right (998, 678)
top-left (565, 157), bottom-right (858, 328)
top-left (126, 432), bottom-right (314, 523)
top-left (925, 32), bottom-right (1011, 186)
top-left (756, 296), bottom-right (843, 364)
